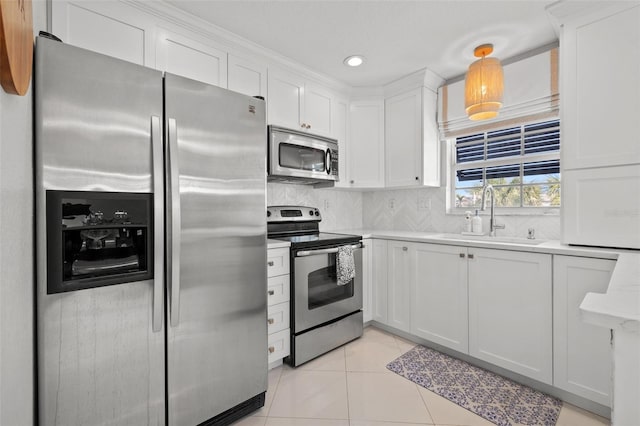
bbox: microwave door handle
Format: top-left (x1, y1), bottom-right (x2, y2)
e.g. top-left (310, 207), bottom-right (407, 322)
top-left (151, 115), bottom-right (164, 333)
top-left (296, 243), bottom-right (362, 257)
top-left (166, 118), bottom-right (181, 328)
top-left (326, 149), bottom-right (332, 175)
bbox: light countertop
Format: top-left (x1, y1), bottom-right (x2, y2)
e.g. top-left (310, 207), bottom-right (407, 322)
top-left (330, 228), bottom-right (639, 332)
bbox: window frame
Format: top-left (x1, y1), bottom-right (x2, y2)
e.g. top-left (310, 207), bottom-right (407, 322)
top-left (448, 119), bottom-right (561, 215)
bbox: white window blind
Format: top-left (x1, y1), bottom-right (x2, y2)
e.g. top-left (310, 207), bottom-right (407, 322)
top-left (453, 119), bottom-right (560, 209)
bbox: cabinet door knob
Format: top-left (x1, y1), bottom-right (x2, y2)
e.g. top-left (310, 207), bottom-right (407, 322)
top-left (402, 246), bottom-right (408, 251)
top-left (468, 253), bottom-right (474, 259)
top-left (268, 261), bottom-right (274, 266)
top-left (267, 318), bottom-right (275, 325)
top-left (350, 180), bottom-right (354, 184)
top-left (415, 176), bottom-right (419, 180)
top-left (459, 253), bottom-right (465, 258)
top-left (268, 346), bottom-right (275, 353)
top-left (268, 290), bottom-right (275, 296)
top-left (307, 124), bottom-right (311, 129)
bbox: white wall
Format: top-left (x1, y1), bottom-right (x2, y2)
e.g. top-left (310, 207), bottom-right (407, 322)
top-left (0, 2), bottom-right (47, 424)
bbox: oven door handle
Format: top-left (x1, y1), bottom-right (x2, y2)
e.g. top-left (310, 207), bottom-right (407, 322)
top-left (295, 243), bottom-right (362, 257)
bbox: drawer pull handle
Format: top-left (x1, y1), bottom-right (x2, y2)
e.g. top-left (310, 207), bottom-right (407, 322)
top-left (267, 318), bottom-right (275, 325)
top-left (268, 290), bottom-right (275, 296)
top-left (268, 346), bottom-right (275, 353)
top-left (468, 253), bottom-right (475, 259)
top-left (268, 261), bottom-right (275, 266)
top-left (459, 253), bottom-right (465, 258)
top-left (402, 246), bottom-right (408, 251)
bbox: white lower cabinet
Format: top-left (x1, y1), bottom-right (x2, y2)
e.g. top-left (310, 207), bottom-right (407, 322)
top-left (362, 239), bottom-right (373, 323)
top-left (267, 247), bottom-right (291, 367)
top-left (411, 244), bottom-right (468, 353)
top-left (371, 239), bottom-right (389, 324)
top-left (468, 248), bottom-right (553, 384)
top-left (553, 255), bottom-right (614, 406)
top-left (363, 238), bottom-right (616, 404)
top-left (386, 241), bottom-right (412, 333)
top-left (267, 329), bottom-right (290, 365)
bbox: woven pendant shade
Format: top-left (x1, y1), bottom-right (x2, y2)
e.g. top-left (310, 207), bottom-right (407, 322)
top-left (465, 44), bottom-right (504, 121)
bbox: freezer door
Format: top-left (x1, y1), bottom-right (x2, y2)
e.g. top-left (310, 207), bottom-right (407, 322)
top-left (35, 38), bottom-right (165, 425)
top-left (164, 73), bottom-right (268, 426)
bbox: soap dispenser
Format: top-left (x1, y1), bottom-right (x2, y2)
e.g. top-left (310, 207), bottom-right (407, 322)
top-left (464, 211), bottom-right (472, 233)
top-left (472, 209), bottom-right (483, 234)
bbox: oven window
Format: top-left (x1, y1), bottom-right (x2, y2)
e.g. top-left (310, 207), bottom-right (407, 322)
top-left (307, 253), bottom-right (354, 309)
top-left (279, 143), bottom-right (326, 172)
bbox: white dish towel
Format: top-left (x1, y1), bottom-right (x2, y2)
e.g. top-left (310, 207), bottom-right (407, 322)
top-left (337, 245), bottom-right (356, 286)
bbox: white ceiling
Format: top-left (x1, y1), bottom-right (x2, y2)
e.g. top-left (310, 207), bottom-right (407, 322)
top-left (167, 0), bottom-right (563, 87)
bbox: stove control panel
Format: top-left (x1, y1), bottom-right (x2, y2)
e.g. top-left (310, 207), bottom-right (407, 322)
top-left (267, 205), bottom-right (321, 223)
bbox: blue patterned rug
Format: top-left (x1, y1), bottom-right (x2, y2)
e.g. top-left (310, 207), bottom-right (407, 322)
top-left (387, 345), bottom-right (562, 426)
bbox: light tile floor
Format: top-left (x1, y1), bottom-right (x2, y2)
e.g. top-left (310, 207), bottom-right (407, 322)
top-left (233, 326), bottom-right (610, 426)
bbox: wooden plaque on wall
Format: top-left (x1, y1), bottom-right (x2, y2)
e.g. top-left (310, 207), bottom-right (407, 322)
top-left (0, 0), bottom-right (33, 96)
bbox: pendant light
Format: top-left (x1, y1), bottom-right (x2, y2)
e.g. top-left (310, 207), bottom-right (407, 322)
top-left (465, 44), bottom-right (504, 121)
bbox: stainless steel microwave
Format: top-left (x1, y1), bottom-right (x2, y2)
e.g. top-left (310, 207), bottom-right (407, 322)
top-left (268, 125), bottom-right (339, 186)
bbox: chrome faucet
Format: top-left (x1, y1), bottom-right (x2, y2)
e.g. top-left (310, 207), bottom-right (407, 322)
top-left (481, 184), bottom-right (505, 237)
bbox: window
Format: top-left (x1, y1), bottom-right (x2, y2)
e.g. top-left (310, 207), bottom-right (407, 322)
top-left (452, 119), bottom-right (560, 210)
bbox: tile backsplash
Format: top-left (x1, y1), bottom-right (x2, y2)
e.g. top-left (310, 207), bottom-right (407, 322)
top-left (362, 187), bottom-right (561, 240)
top-left (267, 183), bottom-right (561, 240)
top-left (267, 183), bottom-right (364, 231)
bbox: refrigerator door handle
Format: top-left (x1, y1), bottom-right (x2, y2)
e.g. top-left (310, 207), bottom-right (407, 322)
top-left (151, 115), bottom-right (164, 333)
top-left (167, 117), bottom-right (181, 327)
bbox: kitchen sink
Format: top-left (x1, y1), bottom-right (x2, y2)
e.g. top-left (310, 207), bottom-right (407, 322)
top-left (436, 234), bottom-right (547, 245)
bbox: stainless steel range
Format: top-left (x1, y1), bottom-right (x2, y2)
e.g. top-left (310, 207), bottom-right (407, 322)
top-left (267, 206), bottom-right (363, 366)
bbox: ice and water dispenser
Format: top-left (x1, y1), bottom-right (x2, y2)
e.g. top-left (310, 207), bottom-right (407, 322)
top-left (46, 191), bottom-right (153, 294)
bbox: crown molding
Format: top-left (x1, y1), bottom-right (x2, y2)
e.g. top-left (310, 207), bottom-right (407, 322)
top-left (123, 0), bottom-right (351, 93)
top-left (545, 0), bottom-right (638, 34)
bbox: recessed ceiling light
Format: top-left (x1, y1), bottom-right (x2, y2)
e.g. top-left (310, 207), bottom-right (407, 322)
top-left (344, 55), bottom-right (365, 67)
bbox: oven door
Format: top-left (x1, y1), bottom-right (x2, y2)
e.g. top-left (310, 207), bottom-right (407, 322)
top-left (292, 244), bottom-right (362, 333)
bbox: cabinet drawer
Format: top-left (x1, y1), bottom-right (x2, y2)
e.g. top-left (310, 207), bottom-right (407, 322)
top-left (267, 301), bottom-right (290, 334)
top-left (268, 274), bottom-right (290, 306)
top-left (267, 328), bottom-right (290, 364)
top-left (267, 248), bottom-right (290, 277)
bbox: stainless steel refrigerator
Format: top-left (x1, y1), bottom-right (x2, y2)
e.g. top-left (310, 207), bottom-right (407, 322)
top-left (35, 36), bottom-right (267, 426)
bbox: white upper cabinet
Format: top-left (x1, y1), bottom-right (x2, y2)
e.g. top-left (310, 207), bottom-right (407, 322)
top-left (333, 97), bottom-right (350, 188)
top-left (385, 89), bottom-right (422, 187)
top-left (227, 54), bottom-right (267, 98)
top-left (304, 84), bottom-right (333, 136)
top-left (155, 28), bottom-right (227, 87)
top-left (561, 4), bottom-right (640, 170)
top-left (562, 165), bottom-right (640, 249)
top-left (422, 88), bottom-right (440, 187)
top-left (267, 69), bottom-right (305, 131)
top-left (347, 100), bottom-right (385, 188)
top-left (384, 87), bottom-right (440, 188)
top-left (553, 3), bottom-right (640, 248)
top-left (51, 1), bottom-right (152, 66)
top-left (267, 70), bottom-right (336, 137)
